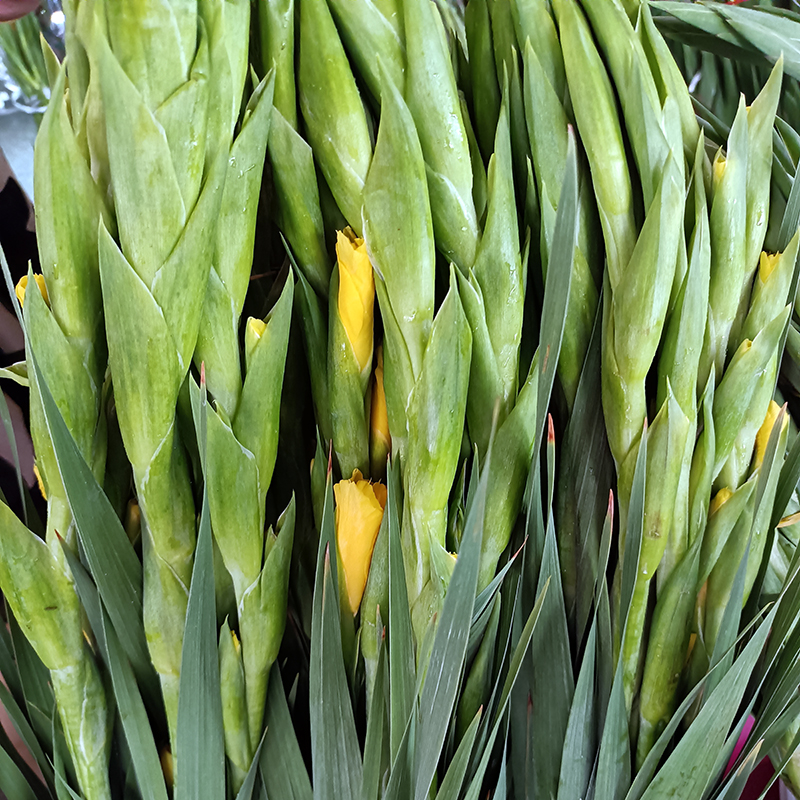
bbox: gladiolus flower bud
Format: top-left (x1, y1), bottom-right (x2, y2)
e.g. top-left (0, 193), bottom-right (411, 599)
top-left (336, 228), bottom-right (374, 372)
top-left (245, 316), bottom-right (267, 365)
top-left (758, 251), bottom-right (780, 281)
top-left (370, 347), bottom-right (391, 476)
top-left (334, 469), bottom-right (387, 614)
top-left (709, 487), bottom-right (733, 516)
top-left (15, 274), bottom-right (49, 308)
top-left (754, 400), bottom-right (786, 469)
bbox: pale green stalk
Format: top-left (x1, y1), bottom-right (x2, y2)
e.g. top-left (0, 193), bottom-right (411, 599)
top-left (256, 0), bottom-right (296, 127)
top-left (404, 0), bottom-right (478, 271)
top-left (363, 73), bottom-right (471, 637)
top-left (298, 0), bottom-right (372, 233)
top-left (87, 0), bottom-right (251, 743)
top-left (0, 502), bottom-right (111, 800)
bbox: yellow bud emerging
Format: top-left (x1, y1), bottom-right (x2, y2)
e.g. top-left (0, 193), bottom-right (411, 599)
top-left (124, 500), bottom-right (141, 545)
top-left (758, 251), bottom-right (780, 282)
top-left (337, 228), bottom-right (374, 372)
top-left (712, 151), bottom-right (727, 191)
top-left (230, 629), bottom-right (241, 657)
top-left (754, 400), bottom-right (786, 469)
top-left (248, 317), bottom-right (267, 338)
top-left (33, 463), bottom-right (46, 500)
top-left (160, 748), bottom-right (174, 790)
top-left (15, 274), bottom-right (49, 308)
top-left (370, 347), bottom-right (391, 475)
top-left (709, 487), bottom-right (733, 516)
top-left (334, 469), bottom-right (387, 614)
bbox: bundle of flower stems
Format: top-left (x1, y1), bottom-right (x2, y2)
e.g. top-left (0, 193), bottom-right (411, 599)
top-left (3, 0), bottom-right (800, 798)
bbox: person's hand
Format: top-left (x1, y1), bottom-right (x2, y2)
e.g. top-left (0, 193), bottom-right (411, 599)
top-left (0, 1), bottom-right (40, 23)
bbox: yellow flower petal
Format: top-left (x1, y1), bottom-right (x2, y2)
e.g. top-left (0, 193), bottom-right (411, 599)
top-left (370, 346), bottom-right (391, 461)
top-left (15, 274), bottom-right (49, 308)
top-left (337, 227), bottom-right (374, 371)
top-left (754, 400), bottom-right (786, 469)
top-left (33, 463), bottom-right (46, 500)
top-left (758, 251), bottom-right (780, 282)
top-left (713, 152), bottom-right (726, 190)
top-left (709, 487), bottom-right (733, 516)
top-left (334, 468), bottom-right (386, 614)
top-left (245, 316), bottom-right (267, 364)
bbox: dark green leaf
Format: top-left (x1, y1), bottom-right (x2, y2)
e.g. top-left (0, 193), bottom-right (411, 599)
top-left (309, 477), bottom-right (362, 800)
top-left (639, 604), bottom-right (778, 799)
top-left (0, 679), bottom-right (53, 795)
top-left (100, 608), bottom-right (169, 800)
top-left (235, 729), bottom-right (268, 800)
top-left (0, 736), bottom-right (44, 800)
top-left (23, 344), bottom-right (152, 691)
top-left (557, 620), bottom-right (597, 800)
top-left (534, 129), bottom-right (578, 460)
top-left (260, 667), bottom-right (313, 800)
top-left (435, 708), bottom-right (481, 800)
top-left (414, 457), bottom-right (487, 800)
top-left (387, 459), bottom-right (415, 760)
top-left (529, 514), bottom-right (574, 799)
top-left (595, 428), bottom-right (647, 800)
top-left (361, 637), bottom-right (386, 800)
top-left (174, 489), bottom-right (224, 800)
top-left (0, 386), bottom-right (28, 528)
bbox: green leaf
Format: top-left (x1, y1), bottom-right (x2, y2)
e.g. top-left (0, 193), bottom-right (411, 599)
top-left (388, 463), bottom-right (415, 762)
top-left (51, 705), bottom-right (81, 800)
top-left (595, 426), bottom-right (647, 800)
top-left (363, 66), bottom-right (435, 379)
top-left (534, 128), bottom-right (577, 459)
top-left (435, 708), bottom-right (481, 800)
top-left (557, 620), bottom-right (597, 800)
top-left (271, 118), bottom-right (330, 299)
top-left (361, 635), bottom-right (386, 800)
top-left (0, 384), bottom-right (28, 527)
top-left (529, 514), bottom-right (574, 799)
top-left (100, 609), bottom-right (169, 800)
top-left (414, 451), bottom-right (487, 800)
top-left (310, 477), bottom-right (362, 800)
top-left (260, 667), bottom-right (313, 800)
top-left (97, 31), bottom-right (185, 287)
top-left (8, 609), bottom-right (54, 741)
top-left (0, 740), bottom-right (40, 800)
top-left (298, 0), bottom-right (372, 231)
top-left (234, 728), bottom-right (268, 800)
top-left (638, 604), bottom-right (777, 799)
top-left (23, 337), bottom-right (154, 693)
top-left (463, 578), bottom-right (549, 800)
top-left (174, 486), bottom-right (224, 800)
top-left (0, 680), bottom-right (54, 793)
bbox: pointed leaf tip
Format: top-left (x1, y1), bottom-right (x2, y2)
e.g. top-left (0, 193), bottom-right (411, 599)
top-left (547, 414), bottom-right (555, 443)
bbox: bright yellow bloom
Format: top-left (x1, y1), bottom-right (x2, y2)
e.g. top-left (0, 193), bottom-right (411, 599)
top-left (758, 251), bottom-right (780, 282)
top-left (370, 346), bottom-right (391, 474)
top-left (337, 227), bottom-right (374, 371)
top-left (160, 748), bottom-right (174, 790)
top-left (334, 469), bottom-right (387, 614)
top-left (15, 274), bottom-right (49, 308)
top-left (245, 316), bottom-right (267, 364)
top-left (33, 463), bottom-right (46, 500)
top-left (713, 152), bottom-right (726, 191)
top-left (709, 487), bottom-right (733, 516)
top-left (754, 400), bottom-right (786, 469)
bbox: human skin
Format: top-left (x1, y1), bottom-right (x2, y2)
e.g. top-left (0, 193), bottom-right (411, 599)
top-left (0, 1), bottom-right (40, 23)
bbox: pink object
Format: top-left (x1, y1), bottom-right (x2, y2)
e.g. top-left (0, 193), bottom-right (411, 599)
top-left (726, 716), bottom-right (782, 800)
top-left (0, 1), bottom-right (40, 22)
